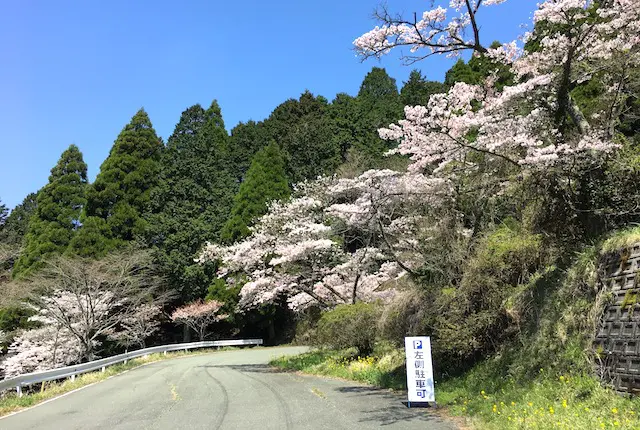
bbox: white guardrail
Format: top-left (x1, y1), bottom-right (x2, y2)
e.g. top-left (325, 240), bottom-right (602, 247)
top-left (0, 338), bottom-right (263, 396)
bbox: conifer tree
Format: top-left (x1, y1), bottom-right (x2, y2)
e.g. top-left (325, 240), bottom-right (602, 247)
top-left (0, 193), bottom-right (37, 246)
top-left (0, 199), bottom-right (7, 230)
top-left (228, 120), bottom-right (269, 183)
top-left (444, 59), bottom-right (480, 87)
top-left (264, 91), bottom-right (340, 184)
top-left (220, 142), bottom-right (290, 244)
top-left (444, 42), bottom-right (513, 90)
top-left (70, 109), bottom-right (162, 257)
top-left (328, 93), bottom-right (360, 162)
top-left (400, 69), bottom-right (447, 107)
top-left (12, 145), bottom-right (87, 277)
top-left (355, 67), bottom-right (403, 157)
top-left (147, 101), bottom-right (236, 301)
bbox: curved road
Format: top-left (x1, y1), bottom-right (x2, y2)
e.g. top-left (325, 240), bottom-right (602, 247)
top-left (1, 346), bottom-right (456, 429)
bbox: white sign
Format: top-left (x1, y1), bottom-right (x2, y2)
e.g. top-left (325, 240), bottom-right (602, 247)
top-left (404, 336), bottom-right (435, 402)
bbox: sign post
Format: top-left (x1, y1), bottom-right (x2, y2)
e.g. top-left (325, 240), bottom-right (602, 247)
top-left (404, 336), bottom-right (435, 407)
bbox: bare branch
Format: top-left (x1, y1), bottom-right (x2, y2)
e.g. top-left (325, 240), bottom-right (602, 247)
top-left (25, 249), bottom-right (168, 361)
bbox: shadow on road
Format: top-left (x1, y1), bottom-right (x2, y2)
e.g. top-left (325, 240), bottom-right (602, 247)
top-left (334, 386), bottom-right (442, 426)
top-left (197, 364), bottom-right (450, 428)
top-left (355, 404), bottom-right (450, 427)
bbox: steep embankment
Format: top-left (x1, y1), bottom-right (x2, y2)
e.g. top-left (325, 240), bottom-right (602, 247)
top-left (272, 232), bottom-right (640, 429)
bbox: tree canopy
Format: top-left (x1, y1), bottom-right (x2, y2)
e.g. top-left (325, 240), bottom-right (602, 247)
top-left (146, 101), bottom-right (237, 302)
top-left (13, 145), bottom-right (87, 277)
top-left (0, 199), bottom-right (7, 230)
top-left (70, 109), bottom-right (163, 257)
top-left (220, 141), bottom-right (290, 244)
top-left (0, 193), bottom-right (38, 249)
top-left (400, 69), bottom-right (447, 107)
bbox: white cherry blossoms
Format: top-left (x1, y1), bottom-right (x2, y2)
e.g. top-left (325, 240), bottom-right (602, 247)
top-left (199, 171), bottom-right (452, 312)
top-left (371, 0), bottom-right (638, 174)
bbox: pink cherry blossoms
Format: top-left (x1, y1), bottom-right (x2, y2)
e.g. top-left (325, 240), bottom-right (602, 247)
top-left (171, 299), bottom-right (227, 341)
top-left (0, 252), bottom-right (168, 375)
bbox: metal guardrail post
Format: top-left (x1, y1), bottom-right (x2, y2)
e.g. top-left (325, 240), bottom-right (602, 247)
top-left (16, 386), bottom-right (22, 397)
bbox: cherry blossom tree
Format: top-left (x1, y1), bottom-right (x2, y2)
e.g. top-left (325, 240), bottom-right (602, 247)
top-left (357, 1), bottom-right (639, 172)
top-left (326, 169), bottom-right (471, 286)
top-left (199, 170), bottom-right (457, 312)
top-left (354, 0), bottom-right (507, 63)
top-left (199, 182), bottom-right (345, 312)
top-left (170, 300), bottom-right (227, 341)
top-left (1, 326), bottom-right (83, 378)
top-left (201, 0), bottom-right (640, 318)
top-left (24, 250), bottom-right (167, 361)
top-left (106, 304), bottom-right (162, 350)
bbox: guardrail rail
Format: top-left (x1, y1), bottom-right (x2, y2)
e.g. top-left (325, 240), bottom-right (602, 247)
top-left (0, 338), bottom-right (263, 396)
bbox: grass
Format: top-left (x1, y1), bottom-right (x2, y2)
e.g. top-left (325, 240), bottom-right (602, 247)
top-left (0, 346), bottom-right (241, 417)
top-left (601, 226), bottom-right (640, 253)
top-left (270, 347), bottom-right (406, 389)
top-left (437, 363), bottom-right (640, 430)
top-left (271, 347), bottom-right (640, 430)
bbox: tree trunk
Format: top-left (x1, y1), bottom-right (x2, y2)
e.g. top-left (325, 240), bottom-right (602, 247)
top-left (268, 319), bottom-right (276, 342)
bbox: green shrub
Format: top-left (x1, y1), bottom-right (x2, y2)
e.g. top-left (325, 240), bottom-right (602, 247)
top-left (433, 219), bottom-right (549, 369)
top-left (314, 302), bottom-right (380, 355)
top-left (0, 305), bottom-right (36, 333)
top-left (378, 289), bottom-right (430, 346)
top-left (206, 278), bottom-right (242, 316)
top-left (292, 307), bottom-right (322, 345)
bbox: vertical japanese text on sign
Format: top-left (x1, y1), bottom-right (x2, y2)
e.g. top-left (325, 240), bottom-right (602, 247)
top-left (404, 336), bottom-right (435, 403)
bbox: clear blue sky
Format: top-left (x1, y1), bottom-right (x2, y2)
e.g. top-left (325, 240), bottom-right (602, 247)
top-left (0, 0), bottom-right (538, 209)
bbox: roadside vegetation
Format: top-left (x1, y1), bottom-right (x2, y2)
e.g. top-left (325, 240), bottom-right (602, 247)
top-left (271, 227), bottom-right (640, 429)
top-left (272, 348), bottom-right (640, 429)
top-left (272, 346), bottom-right (406, 390)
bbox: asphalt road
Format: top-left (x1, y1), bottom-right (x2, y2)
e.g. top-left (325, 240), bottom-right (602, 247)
top-left (1, 346), bottom-right (456, 430)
